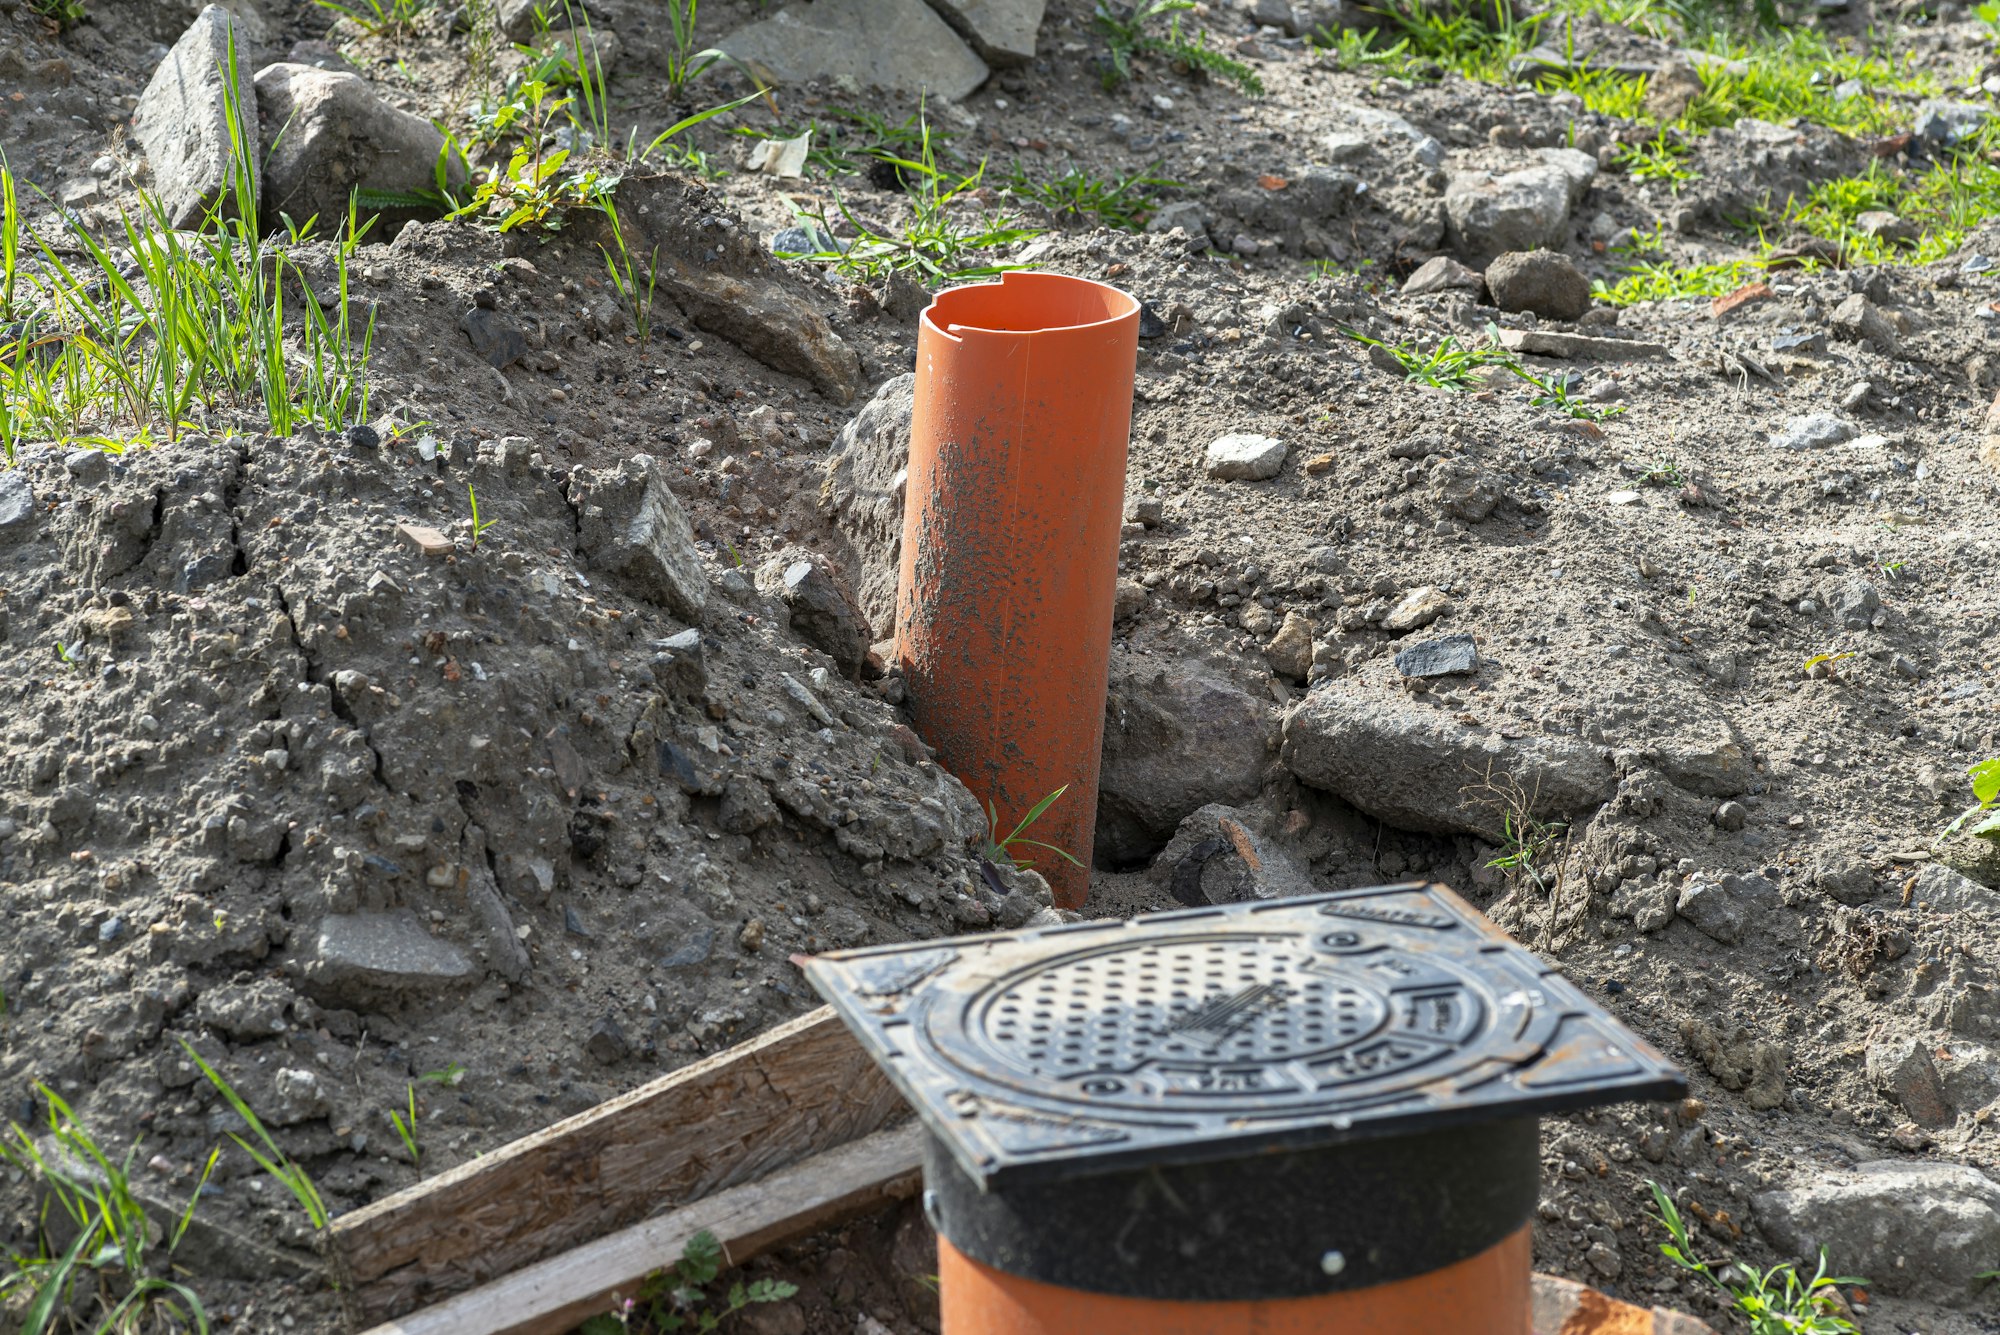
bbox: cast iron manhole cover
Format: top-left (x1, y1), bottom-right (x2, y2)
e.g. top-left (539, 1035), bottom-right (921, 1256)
top-left (804, 882), bottom-right (1683, 1187)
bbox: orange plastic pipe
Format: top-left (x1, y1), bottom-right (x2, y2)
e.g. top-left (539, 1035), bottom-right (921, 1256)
top-left (896, 271), bottom-right (1140, 909)
top-left (938, 1226), bottom-right (1533, 1335)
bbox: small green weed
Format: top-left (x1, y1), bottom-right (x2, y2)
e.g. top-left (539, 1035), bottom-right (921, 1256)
top-left (1344, 329), bottom-right (1516, 390)
top-left (982, 785), bottom-right (1084, 872)
top-left (1466, 768), bottom-right (1566, 895)
top-left (1310, 25), bottom-right (1421, 75)
top-left (1518, 366), bottom-right (1624, 420)
top-left (1614, 131), bottom-right (1699, 187)
top-left (783, 116), bottom-right (1039, 283)
top-left (179, 1039), bottom-right (329, 1231)
top-left (1001, 160), bottom-right (1175, 230)
top-left (388, 1085), bottom-right (422, 1168)
top-left (600, 199), bottom-right (661, 343)
top-left (580, 1229), bottom-right (798, 1334)
top-left (1093, 0), bottom-right (1262, 95)
top-left (1944, 758), bottom-right (2000, 843)
top-left (24, 0), bottom-right (87, 27)
top-left (468, 484), bottom-right (498, 549)
top-left (1634, 457), bottom-right (1687, 487)
top-left (1648, 1181), bottom-right (1861, 1334)
top-left (734, 106), bottom-right (938, 179)
top-left (0, 1087), bottom-right (216, 1335)
top-left (314, 0), bottom-right (429, 37)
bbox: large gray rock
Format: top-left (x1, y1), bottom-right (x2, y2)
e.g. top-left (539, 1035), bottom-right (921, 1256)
top-left (1098, 653), bottom-right (1271, 864)
top-left (1674, 871), bottom-right (1779, 945)
top-left (570, 455), bottom-right (708, 621)
top-left (1867, 1035), bottom-right (1955, 1128)
top-left (253, 63), bottom-right (464, 232)
top-left (925, 0), bottom-right (1044, 65)
top-left (1755, 1162), bottom-right (2000, 1299)
top-left (1444, 149), bottom-right (1595, 266)
top-left (665, 266), bottom-right (861, 404)
top-left (717, 0), bottom-right (989, 101)
top-left (821, 372), bottom-right (914, 638)
top-left (305, 910), bottom-right (473, 1005)
top-left (1282, 691), bottom-right (1615, 835)
top-left (758, 549), bottom-right (871, 677)
top-left (135, 6), bottom-right (260, 228)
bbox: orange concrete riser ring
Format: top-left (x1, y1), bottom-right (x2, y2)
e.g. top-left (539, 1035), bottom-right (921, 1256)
top-left (937, 1227), bottom-right (1534, 1335)
top-left (895, 271), bottom-right (1140, 909)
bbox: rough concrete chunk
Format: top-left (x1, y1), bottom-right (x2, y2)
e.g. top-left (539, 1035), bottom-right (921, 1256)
top-left (0, 471), bottom-right (38, 539)
top-left (1445, 166), bottom-right (1572, 264)
top-left (717, 0), bottom-right (990, 101)
top-left (1868, 1035), bottom-right (1955, 1128)
top-left (1282, 690), bottom-right (1615, 836)
top-left (821, 373), bottom-right (914, 637)
top-left (1206, 433), bottom-right (1288, 481)
top-left (571, 455), bottom-right (708, 621)
top-left (306, 910), bottom-right (473, 1005)
top-left (666, 266), bottom-right (861, 404)
top-left (924, 0), bottom-right (1045, 65)
top-left (252, 63), bottom-right (464, 232)
top-left (1675, 871), bottom-right (1778, 945)
top-left (134, 6), bottom-right (260, 228)
top-left (1755, 1161), bottom-right (2000, 1298)
top-left (1098, 649), bottom-right (1270, 863)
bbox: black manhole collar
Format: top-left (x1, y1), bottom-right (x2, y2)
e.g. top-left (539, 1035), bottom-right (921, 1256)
top-left (804, 882), bottom-right (1685, 1190)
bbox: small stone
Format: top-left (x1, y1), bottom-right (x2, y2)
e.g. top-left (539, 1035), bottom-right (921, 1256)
top-left (1205, 433), bottom-right (1288, 481)
top-left (1914, 97), bottom-right (1989, 144)
top-left (1770, 414), bottom-right (1853, 451)
top-left (394, 522), bottom-right (453, 557)
top-left (1124, 496), bottom-right (1164, 527)
top-left (460, 306), bottom-right (528, 370)
top-left (1831, 293), bottom-right (1899, 353)
top-left (1401, 255), bottom-right (1484, 297)
top-left (570, 455), bottom-right (708, 621)
top-left (0, 472), bottom-right (35, 538)
top-left (1856, 210), bottom-right (1915, 244)
top-left (1814, 860), bottom-right (1875, 904)
top-left (1709, 282), bottom-right (1772, 319)
top-left (1712, 800), bottom-right (1747, 832)
top-left (1583, 1242), bottom-right (1621, 1279)
top-left (1484, 249), bottom-right (1592, 321)
top-left (738, 917), bottom-right (766, 952)
top-left (1394, 634), bottom-right (1478, 678)
top-left (306, 911), bottom-right (474, 1006)
top-left (585, 1015), bottom-right (631, 1065)
top-left (344, 423), bottom-right (381, 451)
top-left (1868, 1036), bottom-right (1954, 1129)
top-left (1379, 586), bottom-right (1451, 634)
top-left (1265, 612), bottom-right (1315, 681)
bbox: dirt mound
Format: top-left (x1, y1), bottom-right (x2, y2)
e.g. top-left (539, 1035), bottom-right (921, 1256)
top-left (5, 0), bottom-right (2000, 1328)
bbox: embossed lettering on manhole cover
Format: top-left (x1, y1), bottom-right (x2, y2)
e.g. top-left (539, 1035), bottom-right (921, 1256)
top-left (804, 883), bottom-right (1684, 1187)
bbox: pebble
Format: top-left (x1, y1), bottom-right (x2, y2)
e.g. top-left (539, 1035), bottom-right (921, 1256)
top-left (345, 423), bottom-right (381, 451)
top-left (1205, 433), bottom-right (1289, 481)
top-left (1393, 634), bottom-right (1478, 678)
top-left (1769, 414), bottom-right (1852, 450)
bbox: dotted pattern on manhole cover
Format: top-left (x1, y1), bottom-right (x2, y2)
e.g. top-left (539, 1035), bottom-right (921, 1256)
top-left (804, 884), bottom-right (1685, 1187)
top-left (980, 936), bottom-right (1389, 1076)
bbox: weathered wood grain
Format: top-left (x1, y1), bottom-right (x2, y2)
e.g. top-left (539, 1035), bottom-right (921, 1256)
top-left (331, 1006), bottom-right (905, 1328)
top-left (362, 1122), bottom-right (925, 1335)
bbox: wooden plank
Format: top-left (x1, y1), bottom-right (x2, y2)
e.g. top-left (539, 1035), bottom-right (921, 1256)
top-left (331, 1007), bottom-right (905, 1328)
top-left (364, 1123), bottom-right (925, 1335)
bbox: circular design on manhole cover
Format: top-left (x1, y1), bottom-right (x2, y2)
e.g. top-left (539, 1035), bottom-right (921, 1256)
top-left (926, 929), bottom-right (1501, 1113)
